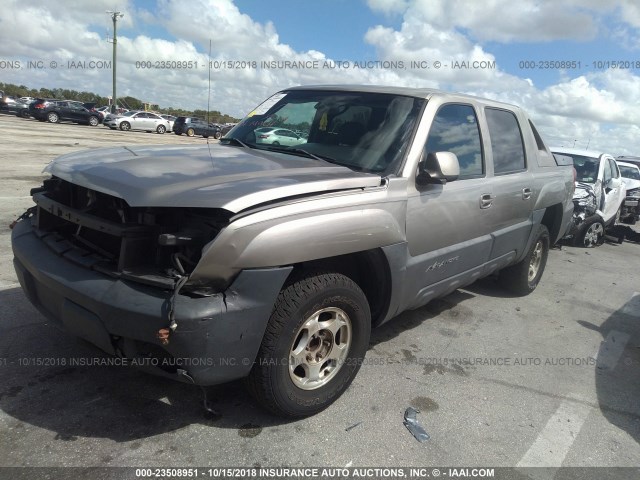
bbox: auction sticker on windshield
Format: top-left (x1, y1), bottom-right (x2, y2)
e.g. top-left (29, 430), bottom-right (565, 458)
top-left (247, 92), bottom-right (287, 117)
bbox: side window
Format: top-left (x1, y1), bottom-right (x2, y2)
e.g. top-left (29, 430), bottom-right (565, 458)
top-left (425, 104), bottom-right (483, 178)
top-left (603, 158), bottom-right (613, 182)
top-left (486, 108), bottom-right (526, 175)
top-left (609, 159), bottom-right (620, 178)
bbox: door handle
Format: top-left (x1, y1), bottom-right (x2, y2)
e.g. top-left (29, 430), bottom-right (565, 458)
top-left (522, 187), bottom-right (532, 200)
top-left (480, 193), bottom-right (495, 209)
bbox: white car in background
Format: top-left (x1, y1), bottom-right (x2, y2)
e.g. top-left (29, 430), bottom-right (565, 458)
top-left (617, 161), bottom-right (640, 225)
top-left (104, 111), bottom-right (170, 134)
top-left (160, 114), bottom-right (176, 132)
top-left (551, 148), bottom-right (627, 247)
top-left (254, 127), bottom-right (307, 147)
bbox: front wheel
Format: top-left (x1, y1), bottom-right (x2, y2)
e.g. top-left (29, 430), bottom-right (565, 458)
top-left (119, 121), bottom-right (131, 131)
top-left (214, 131), bottom-right (222, 140)
top-left (574, 217), bottom-right (604, 248)
top-left (498, 224), bottom-right (550, 296)
top-left (246, 272), bottom-right (371, 417)
top-left (156, 125), bottom-right (166, 134)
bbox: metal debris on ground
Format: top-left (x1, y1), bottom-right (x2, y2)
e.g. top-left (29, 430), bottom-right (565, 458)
top-left (345, 421), bottom-right (362, 432)
top-left (403, 407), bottom-right (430, 442)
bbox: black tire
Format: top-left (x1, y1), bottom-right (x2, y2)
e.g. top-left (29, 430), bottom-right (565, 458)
top-left (37, 118), bottom-right (46, 122)
top-left (272, 141), bottom-right (280, 146)
top-left (186, 128), bottom-right (195, 137)
top-left (47, 112), bottom-right (59, 123)
top-left (498, 224), bottom-right (550, 296)
top-left (574, 216), bottom-right (605, 248)
top-left (174, 132), bottom-right (182, 135)
top-left (203, 135), bottom-right (209, 139)
top-left (88, 116), bottom-right (99, 127)
top-left (246, 272), bottom-right (371, 417)
top-left (156, 124), bottom-right (166, 134)
top-left (20, 110), bottom-right (30, 118)
top-left (120, 121), bottom-right (131, 131)
top-left (214, 131), bottom-right (222, 140)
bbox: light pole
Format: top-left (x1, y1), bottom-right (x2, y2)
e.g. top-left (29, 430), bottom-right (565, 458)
top-left (107, 11), bottom-right (124, 113)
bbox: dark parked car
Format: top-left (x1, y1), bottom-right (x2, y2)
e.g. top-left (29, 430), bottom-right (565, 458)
top-left (29, 99), bottom-right (102, 126)
top-left (173, 117), bottom-right (222, 138)
top-left (0, 97), bottom-right (32, 117)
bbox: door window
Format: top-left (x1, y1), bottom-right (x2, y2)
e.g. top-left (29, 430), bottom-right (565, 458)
top-left (486, 108), bottom-right (526, 175)
top-left (608, 159), bottom-right (620, 178)
top-left (425, 104), bottom-right (484, 178)
top-left (603, 158), bottom-right (612, 183)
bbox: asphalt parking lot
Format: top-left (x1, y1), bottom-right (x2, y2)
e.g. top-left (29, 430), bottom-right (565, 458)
top-left (0, 113), bottom-right (639, 475)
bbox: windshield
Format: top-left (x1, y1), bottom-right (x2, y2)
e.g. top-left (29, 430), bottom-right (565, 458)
top-left (619, 165), bottom-right (640, 180)
top-left (224, 90), bottom-right (425, 174)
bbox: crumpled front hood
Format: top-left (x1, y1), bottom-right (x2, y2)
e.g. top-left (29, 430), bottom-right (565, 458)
top-left (573, 182), bottom-right (598, 200)
top-left (622, 178), bottom-right (640, 193)
top-left (44, 144), bottom-right (382, 213)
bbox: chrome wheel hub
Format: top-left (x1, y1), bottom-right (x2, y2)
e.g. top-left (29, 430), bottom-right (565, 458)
top-left (584, 222), bottom-right (603, 247)
top-left (528, 240), bottom-right (543, 281)
top-left (289, 307), bottom-right (352, 390)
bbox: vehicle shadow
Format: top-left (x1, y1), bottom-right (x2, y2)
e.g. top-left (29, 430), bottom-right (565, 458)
top-left (578, 294), bottom-right (640, 445)
top-left (370, 289), bottom-right (476, 347)
top-left (0, 288), bottom-right (294, 443)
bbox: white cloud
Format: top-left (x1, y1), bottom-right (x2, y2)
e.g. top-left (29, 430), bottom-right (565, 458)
top-left (1, 0), bottom-right (640, 156)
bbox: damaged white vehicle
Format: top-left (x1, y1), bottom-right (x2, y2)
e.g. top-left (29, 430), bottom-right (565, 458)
top-left (617, 161), bottom-right (640, 225)
top-left (551, 148), bottom-right (627, 247)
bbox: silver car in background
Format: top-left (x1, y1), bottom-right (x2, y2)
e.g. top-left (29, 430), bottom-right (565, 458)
top-left (104, 111), bottom-right (170, 134)
top-left (255, 127), bottom-right (307, 146)
top-left (160, 114), bottom-right (176, 132)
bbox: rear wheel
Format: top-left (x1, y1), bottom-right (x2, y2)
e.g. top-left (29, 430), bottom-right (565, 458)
top-left (498, 224), bottom-right (550, 295)
top-left (214, 131), bottom-right (222, 140)
top-left (186, 128), bottom-right (195, 137)
top-left (574, 217), bottom-right (604, 247)
top-left (47, 112), bottom-right (59, 123)
top-left (272, 141), bottom-right (280, 146)
top-left (246, 272), bottom-right (371, 417)
top-left (120, 122), bottom-right (131, 131)
top-left (88, 116), bottom-right (99, 126)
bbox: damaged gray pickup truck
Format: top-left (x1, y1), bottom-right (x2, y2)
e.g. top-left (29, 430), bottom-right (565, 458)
top-left (11, 86), bottom-right (574, 417)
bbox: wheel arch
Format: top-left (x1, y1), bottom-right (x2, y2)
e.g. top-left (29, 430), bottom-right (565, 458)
top-left (540, 203), bottom-right (564, 245)
top-left (289, 248), bottom-right (393, 327)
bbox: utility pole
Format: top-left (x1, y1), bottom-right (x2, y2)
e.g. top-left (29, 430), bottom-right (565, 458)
top-left (107, 11), bottom-right (124, 113)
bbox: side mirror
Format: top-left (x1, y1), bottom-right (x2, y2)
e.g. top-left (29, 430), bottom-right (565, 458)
top-left (416, 151), bottom-right (460, 186)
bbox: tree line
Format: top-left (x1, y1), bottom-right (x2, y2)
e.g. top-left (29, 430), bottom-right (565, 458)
top-left (0, 82), bottom-right (240, 124)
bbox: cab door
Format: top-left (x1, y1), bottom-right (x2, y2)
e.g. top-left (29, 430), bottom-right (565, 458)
top-left (601, 157), bottom-right (624, 222)
top-left (483, 107), bottom-right (534, 261)
top-left (405, 102), bottom-right (494, 309)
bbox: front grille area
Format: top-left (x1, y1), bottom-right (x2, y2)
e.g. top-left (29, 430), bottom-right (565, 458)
top-left (31, 177), bottom-right (230, 289)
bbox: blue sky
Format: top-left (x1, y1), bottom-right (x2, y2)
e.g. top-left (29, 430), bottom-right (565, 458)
top-left (1, 0), bottom-right (640, 154)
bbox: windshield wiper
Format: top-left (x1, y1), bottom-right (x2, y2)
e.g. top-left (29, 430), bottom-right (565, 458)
top-left (263, 145), bottom-right (351, 166)
top-left (220, 137), bottom-right (252, 148)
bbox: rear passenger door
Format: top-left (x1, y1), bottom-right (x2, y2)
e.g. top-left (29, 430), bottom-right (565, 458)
top-left (483, 107), bottom-right (534, 261)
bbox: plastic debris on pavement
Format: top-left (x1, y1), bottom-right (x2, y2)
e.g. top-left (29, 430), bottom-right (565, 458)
top-left (403, 407), bottom-right (430, 442)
